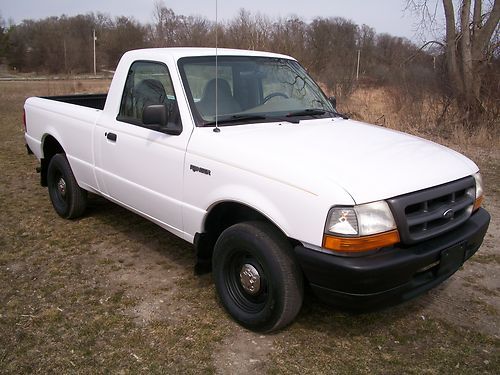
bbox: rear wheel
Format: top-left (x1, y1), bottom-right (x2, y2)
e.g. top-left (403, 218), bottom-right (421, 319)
top-left (213, 221), bottom-right (303, 332)
top-left (47, 153), bottom-right (87, 219)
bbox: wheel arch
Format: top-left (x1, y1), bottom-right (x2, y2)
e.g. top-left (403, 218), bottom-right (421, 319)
top-left (40, 134), bottom-right (65, 186)
top-left (194, 200), bottom-right (301, 274)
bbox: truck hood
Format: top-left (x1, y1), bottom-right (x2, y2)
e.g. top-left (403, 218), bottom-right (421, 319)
top-left (191, 118), bottom-right (478, 204)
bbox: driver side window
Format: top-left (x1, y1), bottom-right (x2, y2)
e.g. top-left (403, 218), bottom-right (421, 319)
top-left (118, 61), bottom-right (181, 128)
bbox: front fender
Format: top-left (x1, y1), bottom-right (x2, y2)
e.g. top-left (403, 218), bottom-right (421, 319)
top-left (182, 165), bottom-right (355, 247)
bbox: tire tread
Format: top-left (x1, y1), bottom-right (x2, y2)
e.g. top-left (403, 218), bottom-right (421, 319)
top-left (47, 153), bottom-right (87, 219)
top-left (213, 221), bottom-right (303, 332)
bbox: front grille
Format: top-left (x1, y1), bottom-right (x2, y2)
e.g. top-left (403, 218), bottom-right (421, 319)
top-left (387, 177), bottom-right (475, 245)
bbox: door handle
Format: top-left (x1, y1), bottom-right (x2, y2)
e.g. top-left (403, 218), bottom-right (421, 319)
top-left (105, 132), bottom-right (117, 142)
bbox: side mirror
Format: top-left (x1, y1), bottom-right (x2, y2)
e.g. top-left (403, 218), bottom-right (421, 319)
top-left (328, 96), bottom-right (337, 110)
top-left (142, 104), bottom-right (182, 135)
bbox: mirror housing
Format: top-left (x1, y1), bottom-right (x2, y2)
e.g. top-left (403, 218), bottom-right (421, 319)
top-left (328, 96), bottom-right (337, 110)
top-left (142, 104), bottom-right (182, 135)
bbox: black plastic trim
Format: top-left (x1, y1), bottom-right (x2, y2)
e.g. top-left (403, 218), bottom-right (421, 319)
top-left (294, 208), bottom-right (490, 309)
top-left (41, 93), bottom-right (107, 110)
top-left (387, 176), bottom-right (475, 244)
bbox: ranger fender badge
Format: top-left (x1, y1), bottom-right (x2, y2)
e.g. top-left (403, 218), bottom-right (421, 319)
top-left (190, 164), bottom-right (211, 176)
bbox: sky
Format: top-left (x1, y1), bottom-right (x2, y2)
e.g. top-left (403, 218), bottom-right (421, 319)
top-left (0, 0), bottom-right (446, 43)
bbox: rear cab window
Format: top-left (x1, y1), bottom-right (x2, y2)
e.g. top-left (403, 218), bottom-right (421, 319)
top-left (117, 61), bottom-right (181, 129)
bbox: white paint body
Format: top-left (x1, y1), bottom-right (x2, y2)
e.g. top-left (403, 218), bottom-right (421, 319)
top-left (24, 48), bottom-right (479, 248)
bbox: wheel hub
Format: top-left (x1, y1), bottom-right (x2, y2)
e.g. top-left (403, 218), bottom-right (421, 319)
top-left (239, 263), bottom-right (261, 295)
top-left (57, 177), bottom-right (67, 197)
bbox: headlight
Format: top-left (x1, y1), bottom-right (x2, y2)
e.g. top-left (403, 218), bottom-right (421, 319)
top-left (472, 172), bottom-right (484, 211)
top-left (323, 201), bottom-right (400, 253)
top-left (355, 201), bottom-right (397, 235)
top-left (326, 201), bottom-right (396, 236)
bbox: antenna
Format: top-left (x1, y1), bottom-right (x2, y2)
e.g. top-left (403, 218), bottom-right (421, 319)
top-left (213, 0), bottom-right (220, 133)
top-left (93, 29), bottom-right (97, 76)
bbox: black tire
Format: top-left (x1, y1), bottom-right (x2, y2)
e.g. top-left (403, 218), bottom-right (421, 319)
top-left (47, 153), bottom-right (87, 219)
top-left (213, 221), bottom-right (304, 332)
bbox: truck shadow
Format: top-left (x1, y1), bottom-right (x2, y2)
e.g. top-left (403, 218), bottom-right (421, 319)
top-left (294, 286), bottom-right (430, 335)
top-left (85, 193), bottom-right (195, 270)
top-left (84, 193), bottom-right (427, 334)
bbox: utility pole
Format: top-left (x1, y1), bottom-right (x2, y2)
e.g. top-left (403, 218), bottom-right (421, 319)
top-left (63, 39), bottom-right (67, 74)
top-left (93, 29), bottom-right (97, 75)
top-left (356, 49), bottom-right (361, 80)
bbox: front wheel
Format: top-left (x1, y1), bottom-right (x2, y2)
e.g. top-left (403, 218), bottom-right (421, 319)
top-left (213, 221), bottom-right (303, 332)
top-left (47, 153), bottom-right (87, 219)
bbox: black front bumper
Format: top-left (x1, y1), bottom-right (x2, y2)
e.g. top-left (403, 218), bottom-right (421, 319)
top-left (294, 208), bottom-right (490, 310)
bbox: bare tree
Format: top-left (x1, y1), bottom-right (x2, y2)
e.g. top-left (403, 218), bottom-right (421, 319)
top-left (409, 0), bottom-right (500, 125)
top-left (151, 1), bottom-right (180, 47)
top-left (270, 16), bottom-right (307, 60)
top-left (225, 9), bottom-right (272, 50)
top-left (0, 13), bottom-right (7, 59)
top-left (176, 15), bottom-right (214, 47)
top-left (103, 16), bottom-right (147, 67)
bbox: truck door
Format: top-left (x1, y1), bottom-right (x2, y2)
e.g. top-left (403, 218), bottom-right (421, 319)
top-left (94, 60), bottom-right (188, 234)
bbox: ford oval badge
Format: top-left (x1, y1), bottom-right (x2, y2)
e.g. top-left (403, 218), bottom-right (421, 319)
top-left (443, 208), bottom-right (454, 219)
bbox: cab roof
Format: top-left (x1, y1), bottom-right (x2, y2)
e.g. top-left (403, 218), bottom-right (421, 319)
top-left (122, 47), bottom-right (296, 62)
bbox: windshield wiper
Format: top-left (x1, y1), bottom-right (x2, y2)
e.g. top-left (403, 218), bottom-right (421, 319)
top-left (286, 108), bottom-right (349, 120)
top-left (204, 114), bottom-right (298, 126)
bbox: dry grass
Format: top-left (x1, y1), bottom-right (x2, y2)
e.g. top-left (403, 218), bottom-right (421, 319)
top-left (338, 85), bottom-right (500, 157)
top-left (0, 79), bottom-right (499, 374)
top-left (0, 79), bottom-right (112, 98)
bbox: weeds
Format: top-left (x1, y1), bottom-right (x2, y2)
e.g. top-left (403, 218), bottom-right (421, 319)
top-left (339, 85), bottom-right (499, 152)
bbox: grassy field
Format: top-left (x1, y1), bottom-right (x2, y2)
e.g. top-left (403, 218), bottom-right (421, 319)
top-left (0, 79), bottom-right (498, 374)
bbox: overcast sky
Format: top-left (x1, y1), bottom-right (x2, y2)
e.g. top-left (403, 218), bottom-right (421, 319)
top-left (0, 0), bottom-right (446, 42)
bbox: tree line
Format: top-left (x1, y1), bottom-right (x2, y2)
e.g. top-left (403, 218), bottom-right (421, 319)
top-left (0, 7), bottom-right (432, 93)
top-left (0, 1), bottom-right (498, 128)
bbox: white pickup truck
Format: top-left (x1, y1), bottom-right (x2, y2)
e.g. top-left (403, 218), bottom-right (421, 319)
top-left (24, 48), bottom-right (490, 332)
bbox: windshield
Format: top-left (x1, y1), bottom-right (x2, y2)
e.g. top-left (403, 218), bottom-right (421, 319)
top-left (178, 56), bottom-right (336, 126)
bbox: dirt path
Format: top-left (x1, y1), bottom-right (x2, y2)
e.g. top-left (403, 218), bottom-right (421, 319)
top-left (212, 326), bottom-right (275, 374)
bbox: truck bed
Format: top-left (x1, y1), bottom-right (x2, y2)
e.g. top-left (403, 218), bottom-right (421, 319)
top-left (41, 93), bottom-right (107, 110)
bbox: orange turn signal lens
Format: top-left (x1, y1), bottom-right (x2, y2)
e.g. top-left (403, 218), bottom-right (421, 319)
top-left (473, 195), bottom-right (483, 212)
top-left (323, 230), bottom-right (400, 253)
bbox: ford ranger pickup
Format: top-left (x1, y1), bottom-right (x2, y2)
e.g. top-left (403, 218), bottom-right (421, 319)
top-left (24, 48), bottom-right (491, 332)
